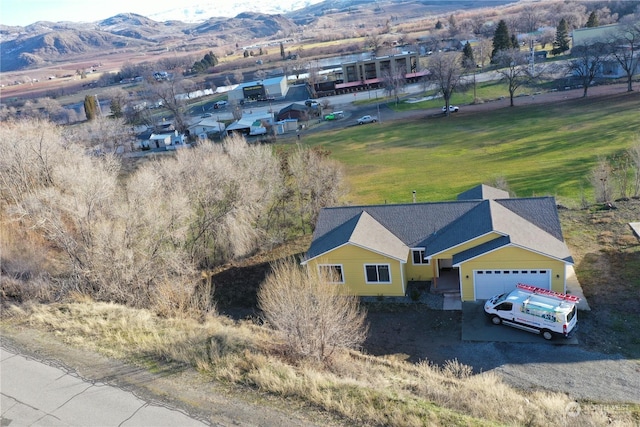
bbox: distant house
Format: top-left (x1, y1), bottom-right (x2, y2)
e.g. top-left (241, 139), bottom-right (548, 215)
top-left (146, 131), bottom-right (186, 150)
top-left (276, 103), bottom-right (311, 121)
top-left (302, 184), bottom-right (574, 302)
top-left (225, 112), bottom-right (274, 137)
top-left (188, 117), bottom-right (226, 140)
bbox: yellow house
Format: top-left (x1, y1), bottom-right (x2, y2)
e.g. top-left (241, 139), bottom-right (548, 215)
top-left (302, 185), bottom-right (574, 301)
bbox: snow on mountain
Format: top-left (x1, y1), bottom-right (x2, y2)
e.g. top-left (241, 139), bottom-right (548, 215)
top-left (147, 0), bottom-right (325, 23)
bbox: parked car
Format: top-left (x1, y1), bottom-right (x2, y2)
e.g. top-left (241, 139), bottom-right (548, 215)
top-left (356, 115), bottom-right (377, 124)
top-left (442, 105), bottom-right (459, 113)
top-left (324, 111), bottom-right (344, 121)
top-left (305, 99), bottom-right (319, 107)
top-left (213, 100), bottom-right (228, 109)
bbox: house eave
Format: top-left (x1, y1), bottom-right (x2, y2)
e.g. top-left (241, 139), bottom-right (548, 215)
top-left (452, 242), bottom-right (574, 267)
top-left (427, 231), bottom-right (505, 258)
top-left (302, 241), bottom-right (408, 265)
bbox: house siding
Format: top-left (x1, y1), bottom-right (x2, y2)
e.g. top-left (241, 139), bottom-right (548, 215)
top-left (405, 257), bottom-right (435, 282)
top-left (459, 246), bottom-right (566, 301)
top-left (307, 244), bottom-right (406, 296)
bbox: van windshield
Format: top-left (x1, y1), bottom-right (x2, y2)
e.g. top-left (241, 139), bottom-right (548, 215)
top-left (494, 293), bottom-right (507, 304)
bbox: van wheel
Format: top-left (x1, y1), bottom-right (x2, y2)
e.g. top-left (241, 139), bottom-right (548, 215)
top-left (542, 330), bottom-right (553, 340)
top-left (491, 316), bottom-right (502, 325)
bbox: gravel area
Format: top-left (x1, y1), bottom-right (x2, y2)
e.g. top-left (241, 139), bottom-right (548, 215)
top-left (364, 306), bottom-right (640, 404)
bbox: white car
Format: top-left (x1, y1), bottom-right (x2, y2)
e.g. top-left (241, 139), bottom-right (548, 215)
top-left (213, 100), bottom-right (228, 109)
top-left (442, 105), bottom-right (459, 113)
top-left (356, 115), bottom-right (377, 124)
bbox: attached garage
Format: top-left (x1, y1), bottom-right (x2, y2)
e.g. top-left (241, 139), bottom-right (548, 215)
top-left (473, 269), bottom-right (551, 300)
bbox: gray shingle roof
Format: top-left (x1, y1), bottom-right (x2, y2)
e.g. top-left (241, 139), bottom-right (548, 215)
top-left (453, 235), bottom-right (511, 264)
top-left (457, 184), bottom-right (510, 201)
top-left (306, 186), bottom-right (573, 265)
top-left (304, 211), bottom-right (408, 261)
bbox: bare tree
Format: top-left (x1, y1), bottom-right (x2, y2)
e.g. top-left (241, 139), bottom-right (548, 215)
top-left (254, 69), bottom-right (267, 81)
top-left (611, 152), bottom-right (632, 199)
top-left (287, 146), bottom-right (346, 234)
top-left (493, 48), bottom-right (532, 106)
top-left (606, 16), bottom-right (640, 92)
top-left (365, 32), bottom-right (383, 55)
top-left (518, 5), bottom-right (544, 33)
top-left (590, 158), bottom-right (614, 203)
top-left (258, 258), bottom-right (368, 362)
top-left (537, 27), bottom-right (556, 50)
top-left (69, 116), bottom-right (136, 154)
top-left (381, 63), bottom-right (406, 105)
top-left (566, 40), bottom-right (610, 97)
top-left (147, 77), bottom-right (188, 132)
top-left (103, 87), bottom-right (129, 119)
top-left (428, 52), bottom-right (465, 115)
top-left (166, 134), bottom-right (282, 268)
top-left (474, 38), bottom-right (492, 69)
top-left (0, 120), bottom-right (196, 309)
top-left (233, 70), bottom-right (244, 84)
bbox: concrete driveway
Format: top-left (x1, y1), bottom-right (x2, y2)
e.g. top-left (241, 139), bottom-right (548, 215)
top-left (461, 301), bottom-right (579, 345)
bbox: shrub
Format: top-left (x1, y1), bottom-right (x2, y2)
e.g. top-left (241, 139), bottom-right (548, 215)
top-left (258, 258), bottom-right (368, 362)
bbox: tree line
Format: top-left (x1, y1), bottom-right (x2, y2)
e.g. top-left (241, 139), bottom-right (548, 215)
top-left (0, 119), bottom-right (345, 314)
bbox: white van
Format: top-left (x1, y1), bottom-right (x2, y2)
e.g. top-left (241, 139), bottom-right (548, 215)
top-left (484, 283), bottom-right (579, 340)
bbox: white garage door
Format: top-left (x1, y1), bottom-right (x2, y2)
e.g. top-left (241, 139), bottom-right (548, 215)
top-left (474, 269), bottom-right (551, 300)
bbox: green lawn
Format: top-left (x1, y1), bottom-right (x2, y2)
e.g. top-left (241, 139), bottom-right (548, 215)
top-left (292, 90), bottom-right (640, 206)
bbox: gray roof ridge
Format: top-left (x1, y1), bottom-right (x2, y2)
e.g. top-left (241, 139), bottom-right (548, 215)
top-left (420, 200), bottom-right (490, 253)
top-left (349, 211), bottom-right (409, 260)
top-left (488, 200), bottom-right (571, 260)
top-left (322, 199), bottom-right (481, 210)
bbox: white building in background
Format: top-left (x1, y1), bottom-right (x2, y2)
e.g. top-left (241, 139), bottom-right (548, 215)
top-left (227, 76), bottom-right (289, 104)
top-left (145, 131), bottom-right (186, 150)
top-left (188, 117), bottom-right (226, 140)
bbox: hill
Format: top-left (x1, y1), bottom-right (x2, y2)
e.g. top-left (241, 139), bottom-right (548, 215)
top-left (0, 0), bottom-right (522, 72)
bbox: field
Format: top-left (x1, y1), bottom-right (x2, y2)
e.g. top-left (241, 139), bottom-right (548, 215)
top-left (2, 83), bottom-right (640, 426)
top-left (298, 88), bottom-right (640, 206)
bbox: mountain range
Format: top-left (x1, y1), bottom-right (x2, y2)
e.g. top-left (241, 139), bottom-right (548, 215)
top-left (0, 0), bottom-right (515, 73)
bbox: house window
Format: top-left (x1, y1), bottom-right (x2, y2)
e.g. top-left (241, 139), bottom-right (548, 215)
top-left (365, 264), bottom-right (391, 284)
top-left (412, 249), bottom-right (429, 265)
top-left (318, 264), bottom-right (344, 284)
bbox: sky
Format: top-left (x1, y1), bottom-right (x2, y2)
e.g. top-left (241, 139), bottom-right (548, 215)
top-left (0, 0), bottom-right (319, 26)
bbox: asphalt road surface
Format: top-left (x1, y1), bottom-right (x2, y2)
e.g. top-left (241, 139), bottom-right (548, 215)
top-left (1, 346), bottom-right (209, 427)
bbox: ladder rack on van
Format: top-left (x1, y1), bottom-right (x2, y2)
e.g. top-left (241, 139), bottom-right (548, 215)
top-left (516, 283), bottom-right (580, 303)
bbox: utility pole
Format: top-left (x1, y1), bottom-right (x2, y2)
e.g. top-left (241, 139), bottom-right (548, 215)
top-left (529, 39), bottom-right (535, 75)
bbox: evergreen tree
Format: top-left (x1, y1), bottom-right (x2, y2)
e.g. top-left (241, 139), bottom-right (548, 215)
top-left (280, 42), bottom-right (285, 59)
top-left (586, 11), bottom-right (599, 28)
top-left (511, 34), bottom-right (520, 49)
top-left (462, 42), bottom-right (475, 68)
top-left (435, 20), bottom-right (443, 30)
top-left (110, 98), bottom-right (123, 119)
top-left (552, 18), bottom-right (571, 55)
top-left (192, 51), bottom-right (218, 74)
top-left (203, 51), bottom-right (218, 67)
top-left (84, 95), bottom-right (99, 121)
top-left (491, 20), bottom-right (511, 61)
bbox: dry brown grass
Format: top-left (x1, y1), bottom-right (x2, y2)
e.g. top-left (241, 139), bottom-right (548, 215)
top-left (4, 302), bottom-right (636, 426)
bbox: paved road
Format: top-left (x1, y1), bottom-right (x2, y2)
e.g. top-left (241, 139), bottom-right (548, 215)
top-left (1, 346), bottom-right (209, 427)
